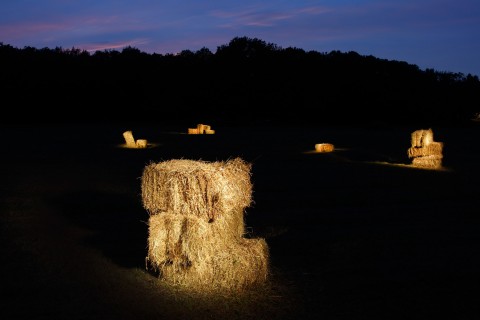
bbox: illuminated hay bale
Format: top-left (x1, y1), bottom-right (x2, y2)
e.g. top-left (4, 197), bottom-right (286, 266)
top-left (136, 139), bottom-right (148, 148)
top-left (147, 213), bottom-right (269, 292)
top-left (188, 124), bottom-right (214, 134)
top-left (408, 128), bottom-right (443, 168)
top-left (141, 158), bottom-right (252, 221)
top-left (411, 128), bottom-right (434, 147)
top-left (197, 124), bottom-right (205, 134)
top-left (412, 155), bottom-right (443, 169)
top-left (122, 131), bottom-right (149, 148)
top-left (407, 141), bottom-right (443, 158)
top-left (123, 130), bottom-right (136, 148)
top-left (142, 158), bottom-right (269, 292)
top-left (315, 143), bottom-right (334, 153)
top-left (200, 124), bottom-right (211, 131)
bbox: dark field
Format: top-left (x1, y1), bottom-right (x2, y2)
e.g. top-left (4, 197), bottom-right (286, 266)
top-left (1, 123), bottom-right (480, 319)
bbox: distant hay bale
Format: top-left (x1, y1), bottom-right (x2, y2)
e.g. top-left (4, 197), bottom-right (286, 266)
top-left (188, 124), bottom-right (214, 134)
top-left (408, 128), bottom-right (443, 169)
top-left (142, 158), bottom-right (269, 292)
top-left (315, 143), bottom-right (334, 153)
top-left (146, 213), bottom-right (269, 292)
top-left (407, 141), bottom-right (443, 158)
top-left (411, 128), bottom-right (434, 147)
top-left (412, 155), bottom-right (443, 169)
top-left (136, 139), bottom-right (148, 148)
top-left (197, 124), bottom-right (206, 134)
top-left (123, 130), bottom-right (136, 148)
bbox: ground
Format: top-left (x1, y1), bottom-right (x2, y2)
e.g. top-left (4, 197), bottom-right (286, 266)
top-left (1, 123), bottom-right (480, 319)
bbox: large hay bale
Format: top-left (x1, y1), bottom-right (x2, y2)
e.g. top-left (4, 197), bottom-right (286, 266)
top-left (147, 213), bottom-right (269, 292)
top-left (123, 130), bottom-right (136, 147)
top-left (142, 158), bottom-right (269, 292)
top-left (141, 158), bottom-right (252, 222)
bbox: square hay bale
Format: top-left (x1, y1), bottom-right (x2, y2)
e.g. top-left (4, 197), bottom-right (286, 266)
top-left (123, 130), bottom-right (136, 148)
top-left (146, 213), bottom-right (269, 292)
top-left (197, 124), bottom-right (206, 134)
top-left (189, 124), bottom-right (214, 134)
top-left (141, 158), bottom-right (253, 221)
top-left (136, 139), bottom-right (148, 148)
top-left (411, 128), bottom-right (434, 147)
top-left (407, 141), bottom-right (443, 158)
top-left (315, 143), bottom-right (335, 153)
top-left (412, 155), bottom-right (443, 169)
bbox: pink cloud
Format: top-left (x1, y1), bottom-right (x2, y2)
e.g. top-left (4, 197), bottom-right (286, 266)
top-left (0, 21), bottom-right (70, 41)
top-left (211, 5), bottom-right (330, 28)
top-left (79, 38), bottom-right (150, 53)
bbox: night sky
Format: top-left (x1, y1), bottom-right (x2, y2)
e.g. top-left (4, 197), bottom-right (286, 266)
top-left (1, 0), bottom-right (479, 76)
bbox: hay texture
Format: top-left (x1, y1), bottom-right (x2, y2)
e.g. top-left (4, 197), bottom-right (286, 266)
top-left (141, 158), bottom-right (269, 292)
top-left (315, 143), bottom-right (335, 153)
top-left (407, 128), bottom-right (443, 169)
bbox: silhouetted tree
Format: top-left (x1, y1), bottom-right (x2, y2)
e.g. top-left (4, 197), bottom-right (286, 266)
top-left (0, 38), bottom-right (478, 126)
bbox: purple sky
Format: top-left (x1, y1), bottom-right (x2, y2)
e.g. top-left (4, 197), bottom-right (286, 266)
top-left (1, 0), bottom-right (479, 76)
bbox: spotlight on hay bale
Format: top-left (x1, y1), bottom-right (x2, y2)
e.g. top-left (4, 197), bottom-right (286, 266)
top-left (141, 158), bottom-right (269, 292)
top-left (407, 128), bottom-right (443, 169)
top-left (123, 130), bottom-right (136, 148)
top-left (136, 139), bottom-right (148, 148)
top-left (123, 130), bottom-right (148, 148)
top-left (188, 123), bottom-right (215, 134)
top-left (411, 128), bottom-right (434, 148)
top-left (412, 155), bottom-right (443, 169)
top-left (315, 143), bottom-right (334, 153)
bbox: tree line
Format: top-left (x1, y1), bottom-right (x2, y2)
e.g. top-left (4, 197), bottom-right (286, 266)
top-left (1, 36), bottom-right (479, 127)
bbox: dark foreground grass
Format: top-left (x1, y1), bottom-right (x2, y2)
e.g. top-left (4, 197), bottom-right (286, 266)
top-left (1, 123), bottom-right (480, 319)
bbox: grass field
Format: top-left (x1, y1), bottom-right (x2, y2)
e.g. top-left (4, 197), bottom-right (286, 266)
top-left (1, 123), bottom-right (480, 319)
